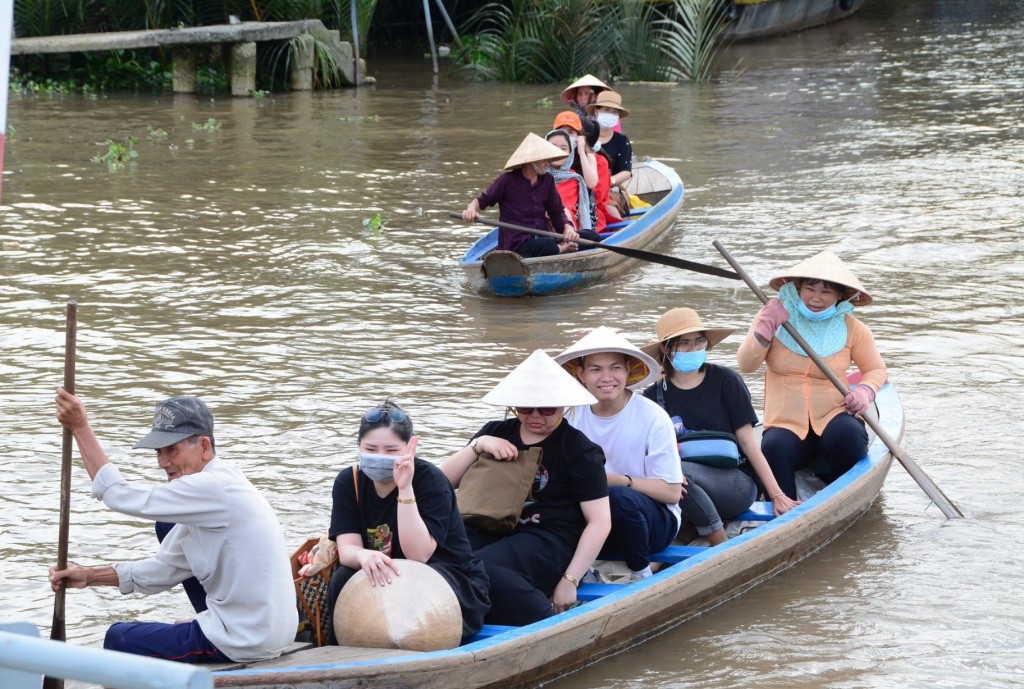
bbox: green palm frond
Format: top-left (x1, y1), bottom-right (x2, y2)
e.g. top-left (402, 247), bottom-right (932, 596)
top-left (656, 0), bottom-right (730, 83)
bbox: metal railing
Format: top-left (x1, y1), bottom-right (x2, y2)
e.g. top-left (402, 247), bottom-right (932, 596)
top-left (0, 622), bottom-right (212, 689)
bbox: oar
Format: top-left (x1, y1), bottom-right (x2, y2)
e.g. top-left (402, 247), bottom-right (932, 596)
top-left (45, 300), bottom-right (77, 689)
top-left (712, 241), bottom-right (964, 519)
top-left (449, 212), bottom-right (740, 281)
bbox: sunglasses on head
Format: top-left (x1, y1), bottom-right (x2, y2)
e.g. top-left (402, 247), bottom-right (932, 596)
top-left (512, 407), bottom-right (559, 417)
top-left (362, 407), bottom-right (409, 424)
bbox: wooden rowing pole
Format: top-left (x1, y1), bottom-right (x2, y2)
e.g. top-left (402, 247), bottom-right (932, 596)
top-left (713, 241), bottom-right (964, 519)
top-left (450, 211), bottom-right (740, 280)
top-left (45, 300), bottom-right (77, 689)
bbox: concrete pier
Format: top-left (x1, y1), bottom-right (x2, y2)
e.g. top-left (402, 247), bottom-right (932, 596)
top-left (11, 20), bottom-right (370, 93)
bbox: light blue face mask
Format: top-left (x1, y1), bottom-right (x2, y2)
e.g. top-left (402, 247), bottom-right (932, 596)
top-left (358, 452), bottom-right (397, 483)
top-left (797, 301), bottom-right (838, 321)
top-left (671, 350), bottom-right (707, 373)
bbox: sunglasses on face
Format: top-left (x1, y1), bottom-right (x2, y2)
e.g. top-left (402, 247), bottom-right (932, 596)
top-left (362, 407), bottom-right (409, 424)
top-left (513, 407), bottom-right (558, 417)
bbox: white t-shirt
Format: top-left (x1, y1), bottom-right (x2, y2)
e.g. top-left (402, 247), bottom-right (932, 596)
top-left (92, 457), bottom-right (297, 662)
top-left (568, 392), bottom-right (683, 526)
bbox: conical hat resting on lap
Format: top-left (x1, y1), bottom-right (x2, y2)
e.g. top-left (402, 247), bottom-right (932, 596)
top-left (334, 559), bottom-right (462, 652)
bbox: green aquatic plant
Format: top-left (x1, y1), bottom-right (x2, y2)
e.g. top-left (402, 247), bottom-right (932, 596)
top-left (192, 118), bottom-right (222, 131)
top-left (657, 0), bottom-right (730, 82)
top-left (362, 212), bottom-right (383, 232)
top-left (92, 136), bottom-right (138, 170)
top-left (146, 125), bottom-right (169, 138)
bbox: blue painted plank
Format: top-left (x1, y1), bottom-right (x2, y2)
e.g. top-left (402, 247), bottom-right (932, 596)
top-left (733, 501), bottom-right (775, 522)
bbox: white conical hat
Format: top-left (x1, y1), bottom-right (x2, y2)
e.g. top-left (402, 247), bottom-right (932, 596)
top-left (483, 350), bottom-right (598, 408)
top-left (560, 74), bottom-right (610, 105)
top-left (503, 133), bottom-right (568, 170)
top-left (554, 326), bottom-right (660, 390)
top-left (768, 249), bottom-right (872, 306)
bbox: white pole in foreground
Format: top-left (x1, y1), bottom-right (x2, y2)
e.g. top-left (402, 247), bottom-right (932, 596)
top-left (0, 0), bottom-right (13, 202)
top-left (0, 624), bottom-right (213, 689)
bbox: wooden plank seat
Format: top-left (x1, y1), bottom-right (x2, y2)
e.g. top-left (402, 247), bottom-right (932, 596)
top-left (203, 640), bottom-right (313, 671)
top-left (733, 500), bottom-right (775, 522)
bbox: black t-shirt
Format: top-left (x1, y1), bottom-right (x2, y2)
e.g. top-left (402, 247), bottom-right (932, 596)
top-left (329, 459), bottom-right (485, 582)
top-left (643, 364), bottom-right (759, 452)
top-left (600, 132), bottom-right (633, 177)
top-left (472, 418), bottom-right (608, 544)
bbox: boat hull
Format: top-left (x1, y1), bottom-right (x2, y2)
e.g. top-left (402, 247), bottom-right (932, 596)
top-left (459, 159), bottom-right (685, 297)
top-left (214, 382), bottom-right (903, 689)
top-left (722, 0), bottom-right (866, 42)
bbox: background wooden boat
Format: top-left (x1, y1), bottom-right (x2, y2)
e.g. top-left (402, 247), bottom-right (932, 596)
top-left (458, 158), bottom-right (685, 297)
top-left (213, 382), bottom-right (902, 689)
top-left (721, 0), bottom-right (866, 42)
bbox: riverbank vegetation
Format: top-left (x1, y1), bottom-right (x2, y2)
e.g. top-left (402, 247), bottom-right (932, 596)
top-left (10, 0), bottom-right (729, 92)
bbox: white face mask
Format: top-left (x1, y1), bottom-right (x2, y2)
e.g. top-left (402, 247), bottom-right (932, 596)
top-left (596, 112), bottom-right (619, 129)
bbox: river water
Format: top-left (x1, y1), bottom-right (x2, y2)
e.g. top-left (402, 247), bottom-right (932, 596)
top-left (1, 0), bottom-right (1022, 686)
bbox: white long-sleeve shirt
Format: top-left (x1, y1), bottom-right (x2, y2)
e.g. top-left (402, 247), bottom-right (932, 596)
top-left (92, 457), bottom-right (297, 662)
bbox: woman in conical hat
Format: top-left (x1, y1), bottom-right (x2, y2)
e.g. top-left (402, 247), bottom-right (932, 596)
top-left (736, 250), bottom-right (888, 500)
top-left (555, 327), bottom-right (683, 581)
top-left (560, 74), bottom-right (611, 116)
top-left (462, 133), bottom-right (582, 258)
top-left (641, 308), bottom-right (799, 547)
top-left (326, 400), bottom-right (491, 647)
top-left (441, 350), bottom-right (611, 626)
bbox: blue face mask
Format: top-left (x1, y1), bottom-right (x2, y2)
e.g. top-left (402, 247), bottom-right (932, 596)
top-left (671, 350), bottom-right (706, 373)
top-left (358, 452), bottom-right (397, 483)
top-left (797, 301), bottom-right (838, 321)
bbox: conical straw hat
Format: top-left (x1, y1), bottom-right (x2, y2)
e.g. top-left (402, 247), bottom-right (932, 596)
top-left (640, 308), bottom-right (736, 360)
top-left (560, 74), bottom-right (610, 105)
top-left (334, 559), bottom-right (462, 652)
top-left (483, 350), bottom-right (598, 408)
top-left (554, 326), bottom-right (659, 390)
top-left (503, 133), bottom-right (569, 170)
top-left (768, 249), bottom-right (872, 305)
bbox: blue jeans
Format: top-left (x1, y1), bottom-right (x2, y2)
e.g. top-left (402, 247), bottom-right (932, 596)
top-left (602, 486), bottom-right (678, 571)
top-left (678, 463), bottom-right (758, 536)
top-left (761, 413), bottom-right (868, 500)
top-left (104, 619), bottom-right (232, 664)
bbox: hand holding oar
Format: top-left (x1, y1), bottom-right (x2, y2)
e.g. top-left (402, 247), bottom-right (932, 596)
top-left (45, 300), bottom-right (77, 689)
top-left (713, 241), bottom-right (964, 519)
top-left (450, 212), bottom-right (740, 281)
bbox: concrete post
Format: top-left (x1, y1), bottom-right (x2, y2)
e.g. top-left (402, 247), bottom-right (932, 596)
top-left (289, 34), bottom-right (315, 91)
top-left (229, 41), bottom-right (257, 96)
top-left (171, 47), bottom-right (197, 94)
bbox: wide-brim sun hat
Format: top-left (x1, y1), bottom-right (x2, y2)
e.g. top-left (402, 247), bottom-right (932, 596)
top-left (503, 133), bottom-right (570, 170)
top-left (585, 90), bottom-right (630, 118)
top-left (560, 74), bottom-right (610, 106)
top-left (554, 326), bottom-right (659, 390)
top-left (768, 249), bottom-right (873, 306)
top-left (640, 308), bottom-right (736, 360)
top-left (482, 349), bottom-right (598, 408)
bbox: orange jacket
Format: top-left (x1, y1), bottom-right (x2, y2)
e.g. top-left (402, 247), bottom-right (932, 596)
top-left (736, 315), bottom-right (887, 439)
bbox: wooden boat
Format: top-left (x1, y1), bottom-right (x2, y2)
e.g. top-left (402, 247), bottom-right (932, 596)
top-left (458, 158), bottom-right (685, 297)
top-left (213, 380), bottom-right (903, 689)
top-left (721, 0), bottom-right (865, 42)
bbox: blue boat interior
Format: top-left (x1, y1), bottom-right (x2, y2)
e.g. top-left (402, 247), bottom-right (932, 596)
top-left (463, 499), bottom-right (776, 644)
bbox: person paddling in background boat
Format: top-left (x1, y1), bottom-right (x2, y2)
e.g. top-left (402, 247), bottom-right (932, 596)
top-left (49, 391), bottom-right (296, 664)
top-left (325, 401), bottom-right (490, 645)
top-left (462, 133), bottom-right (581, 257)
top-left (587, 91), bottom-right (633, 198)
top-left (641, 309), bottom-right (799, 546)
top-left (737, 250), bottom-right (887, 499)
top-left (543, 128), bottom-right (603, 245)
top-left (441, 351), bottom-right (611, 625)
top-left (555, 327), bottom-right (684, 582)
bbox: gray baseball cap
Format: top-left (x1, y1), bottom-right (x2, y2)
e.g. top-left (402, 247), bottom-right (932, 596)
top-left (133, 396), bottom-right (215, 450)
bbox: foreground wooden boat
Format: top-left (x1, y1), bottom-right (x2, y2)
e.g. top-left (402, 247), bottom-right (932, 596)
top-left (721, 0), bottom-right (865, 42)
top-left (213, 381), bottom-right (902, 689)
top-left (459, 158), bottom-right (684, 297)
